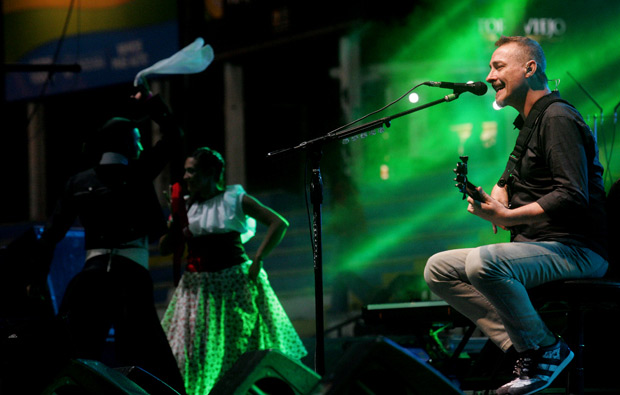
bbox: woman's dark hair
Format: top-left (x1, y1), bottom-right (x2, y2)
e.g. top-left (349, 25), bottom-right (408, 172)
top-left (191, 147), bottom-right (225, 181)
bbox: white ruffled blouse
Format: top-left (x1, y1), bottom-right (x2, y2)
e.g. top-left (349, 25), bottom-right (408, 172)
top-left (186, 184), bottom-right (256, 244)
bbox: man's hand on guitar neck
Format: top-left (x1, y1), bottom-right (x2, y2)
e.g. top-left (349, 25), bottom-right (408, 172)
top-left (468, 185), bottom-right (549, 232)
top-left (467, 185), bottom-right (511, 233)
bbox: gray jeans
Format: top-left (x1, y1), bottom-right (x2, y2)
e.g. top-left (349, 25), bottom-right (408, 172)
top-left (424, 241), bottom-right (608, 352)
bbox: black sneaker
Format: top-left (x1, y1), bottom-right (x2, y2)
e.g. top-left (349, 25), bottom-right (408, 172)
top-left (496, 338), bottom-right (574, 395)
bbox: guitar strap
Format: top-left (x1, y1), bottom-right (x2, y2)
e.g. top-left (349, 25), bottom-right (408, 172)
top-left (497, 91), bottom-right (573, 188)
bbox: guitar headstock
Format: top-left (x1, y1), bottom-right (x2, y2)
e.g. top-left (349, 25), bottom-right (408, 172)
top-left (454, 156), bottom-right (470, 200)
top-left (454, 155), bottom-right (483, 201)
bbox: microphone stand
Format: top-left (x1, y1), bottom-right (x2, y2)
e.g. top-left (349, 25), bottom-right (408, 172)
top-left (566, 72), bottom-right (609, 186)
top-left (267, 92), bottom-right (461, 376)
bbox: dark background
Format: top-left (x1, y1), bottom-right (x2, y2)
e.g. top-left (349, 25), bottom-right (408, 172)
top-left (0, 0), bottom-right (421, 225)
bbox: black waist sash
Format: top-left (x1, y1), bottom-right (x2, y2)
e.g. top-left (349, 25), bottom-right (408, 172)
top-left (186, 232), bottom-right (249, 272)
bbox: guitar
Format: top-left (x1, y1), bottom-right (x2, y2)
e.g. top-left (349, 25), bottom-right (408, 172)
top-left (454, 155), bottom-right (484, 201)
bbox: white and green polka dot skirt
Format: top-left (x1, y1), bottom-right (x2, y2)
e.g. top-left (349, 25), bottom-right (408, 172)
top-left (161, 261), bottom-right (308, 395)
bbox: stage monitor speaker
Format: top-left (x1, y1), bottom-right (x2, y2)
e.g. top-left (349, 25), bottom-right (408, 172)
top-left (41, 359), bottom-right (150, 395)
top-left (210, 349), bottom-right (321, 395)
top-left (321, 336), bottom-right (465, 394)
top-left (115, 365), bottom-right (181, 395)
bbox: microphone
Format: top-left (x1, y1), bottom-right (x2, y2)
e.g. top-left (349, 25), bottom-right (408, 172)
top-left (424, 81), bottom-right (488, 96)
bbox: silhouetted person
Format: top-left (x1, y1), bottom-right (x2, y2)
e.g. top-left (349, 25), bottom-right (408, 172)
top-left (37, 90), bottom-right (186, 394)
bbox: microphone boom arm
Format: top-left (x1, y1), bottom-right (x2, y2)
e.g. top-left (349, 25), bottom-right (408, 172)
top-left (267, 92), bottom-right (460, 157)
top-left (332, 93), bottom-right (460, 141)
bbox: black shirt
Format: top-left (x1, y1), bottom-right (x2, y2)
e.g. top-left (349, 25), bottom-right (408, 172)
top-left (508, 93), bottom-right (608, 259)
top-left (41, 95), bottom-right (184, 251)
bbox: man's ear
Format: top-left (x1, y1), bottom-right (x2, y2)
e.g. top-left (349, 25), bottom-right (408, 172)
top-left (525, 60), bottom-right (536, 77)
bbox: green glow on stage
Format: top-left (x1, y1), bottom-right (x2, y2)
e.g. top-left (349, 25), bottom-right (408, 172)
top-left (321, 0), bottom-right (620, 306)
